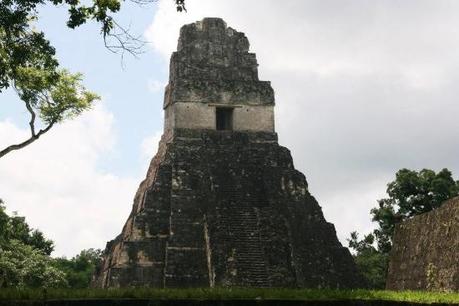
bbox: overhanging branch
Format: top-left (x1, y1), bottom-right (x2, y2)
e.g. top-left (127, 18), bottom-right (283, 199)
top-left (24, 100), bottom-right (37, 137)
top-left (0, 122), bottom-right (55, 159)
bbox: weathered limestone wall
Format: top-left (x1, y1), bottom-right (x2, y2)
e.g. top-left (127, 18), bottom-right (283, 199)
top-left (166, 103), bottom-right (215, 131)
top-left (386, 197), bottom-right (459, 291)
top-left (232, 105), bottom-right (274, 132)
top-left (165, 103), bottom-right (274, 132)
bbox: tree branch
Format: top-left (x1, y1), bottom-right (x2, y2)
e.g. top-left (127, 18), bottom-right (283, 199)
top-left (103, 20), bottom-right (145, 60)
top-left (24, 100), bottom-right (37, 137)
top-left (0, 122), bottom-right (55, 159)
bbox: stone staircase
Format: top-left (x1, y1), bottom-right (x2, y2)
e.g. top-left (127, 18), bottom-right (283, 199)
top-left (217, 179), bottom-right (270, 287)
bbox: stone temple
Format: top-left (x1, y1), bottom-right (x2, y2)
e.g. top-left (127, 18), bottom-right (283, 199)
top-left (93, 18), bottom-right (362, 288)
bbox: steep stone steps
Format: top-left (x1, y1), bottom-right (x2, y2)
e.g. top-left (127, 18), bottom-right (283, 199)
top-left (216, 180), bottom-right (270, 287)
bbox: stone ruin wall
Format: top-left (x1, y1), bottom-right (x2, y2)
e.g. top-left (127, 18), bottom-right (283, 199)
top-left (386, 197), bottom-right (459, 291)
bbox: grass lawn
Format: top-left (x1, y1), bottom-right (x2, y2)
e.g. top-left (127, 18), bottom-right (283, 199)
top-left (0, 288), bottom-right (458, 304)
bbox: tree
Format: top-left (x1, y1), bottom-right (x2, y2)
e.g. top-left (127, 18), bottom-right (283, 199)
top-left (53, 248), bottom-right (103, 288)
top-left (0, 200), bottom-right (54, 255)
top-left (0, 200), bottom-right (105, 288)
top-left (0, 68), bottom-right (100, 158)
top-left (0, 0), bottom-right (185, 158)
top-left (0, 239), bottom-right (67, 288)
top-left (348, 168), bottom-right (459, 288)
top-left (348, 232), bottom-right (388, 289)
top-left (0, 200), bottom-right (66, 288)
top-left (371, 168), bottom-right (459, 253)
top-left (1, 0), bottom-right (100, 158)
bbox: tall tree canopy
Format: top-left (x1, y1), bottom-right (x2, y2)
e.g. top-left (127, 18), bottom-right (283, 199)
top-left (371, 168), bottom-right (459, 253)
top-left (0, 239), bottom-right (67, 288)
top-left (0, 0), bottom-right (185, 158)
top-left (54, 249), bottom-right (103, 288)
top-left (348, 168), bottom-right (459, 288)
top-left (0, 200), bottom-right (103, 288)
top-left (0, 199), bottom-right (54, 255)
top-left (0, 199), bottom-right (66, 288)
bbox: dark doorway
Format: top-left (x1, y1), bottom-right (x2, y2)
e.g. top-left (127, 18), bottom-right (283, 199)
top-left (216, 107), bottom-right (233, 131)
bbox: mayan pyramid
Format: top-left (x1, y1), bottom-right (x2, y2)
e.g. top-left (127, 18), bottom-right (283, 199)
top-left (93, 18), bottom-right (363, 288)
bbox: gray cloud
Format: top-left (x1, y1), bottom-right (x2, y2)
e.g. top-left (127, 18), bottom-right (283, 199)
top-left (147, 0), bottom-right (459, 243)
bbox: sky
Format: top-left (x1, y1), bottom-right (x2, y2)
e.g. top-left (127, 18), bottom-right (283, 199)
top-left (1, 0), bottom-right (459, 257)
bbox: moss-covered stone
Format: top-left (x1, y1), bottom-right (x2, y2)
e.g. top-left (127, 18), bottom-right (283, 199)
top-left (386, 197), bottom-right (459, 291)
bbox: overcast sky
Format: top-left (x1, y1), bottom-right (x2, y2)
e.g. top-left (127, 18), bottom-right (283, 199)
top-left (1, 0), bottom-right (459, 257)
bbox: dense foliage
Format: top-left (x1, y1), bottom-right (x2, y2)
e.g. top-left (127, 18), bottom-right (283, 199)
top-left (0, 239), bottom-right (67, 288)
top-left (0, 200), bottom-right (102, 288)
top-left (349, 168), bottom-right (459, 289)
top-left (0, 199), bottom-right (65, 287)
top-left (54, 249), bottom-right (103, 288)
top-left (371, 168), bottom-right (459, 253)
top-left (348, 232), bottom-right (388, 289)
top-left (0, 199), bottom-right (53, 255)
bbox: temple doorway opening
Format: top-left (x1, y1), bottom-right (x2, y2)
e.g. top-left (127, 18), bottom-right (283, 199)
top-left (216, 107), bottom-right (233, 131)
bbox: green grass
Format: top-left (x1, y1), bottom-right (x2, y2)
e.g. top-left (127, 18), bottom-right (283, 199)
top-left (0, 288), bottom-right (458, 304)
